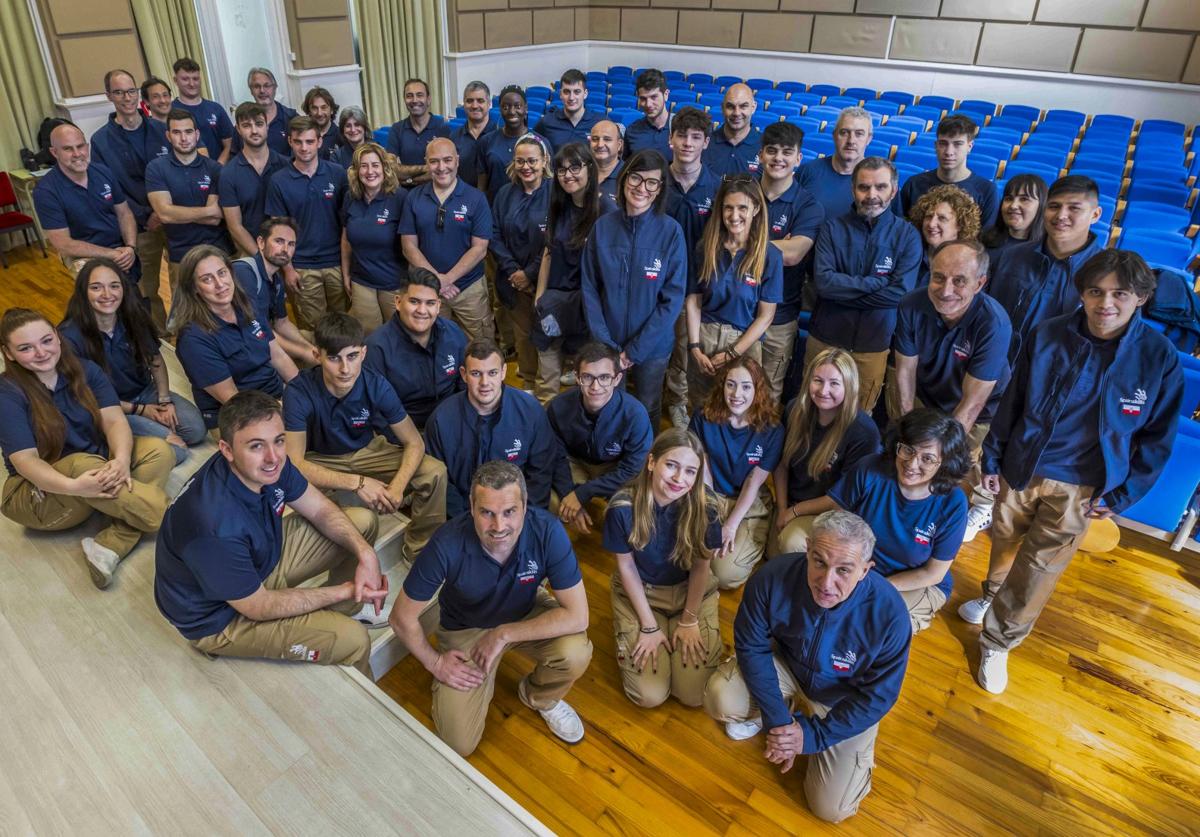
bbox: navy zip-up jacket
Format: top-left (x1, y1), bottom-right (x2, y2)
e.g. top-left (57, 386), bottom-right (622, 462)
top-left (811, 207), bottom-right (923, 353)
top-left (547, 387), bottom-right (653, 503)
top-left (735, 554), bottom-right (911, 753)
top-left (982, 310), bottom-right (1183, 512)
top-left (490, 180), bottom-right (549, 308)
top-left (425, 386), bottom-right (558, 516)
top-left (581, 209), bottom-right (687, 364)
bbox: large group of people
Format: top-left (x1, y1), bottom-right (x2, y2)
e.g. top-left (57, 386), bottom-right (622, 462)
top-left (8, 60), bottom-right (1186, 823)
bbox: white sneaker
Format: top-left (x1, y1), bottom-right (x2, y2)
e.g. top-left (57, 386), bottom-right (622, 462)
top-left (538, 700), bottom-right (585, 744)
top-left (724, 715), bottom-right (763, 741)
top-left (352, 602), bottom-right (392, 630)
top-left (957, 595), bottom-right (993, 625)
top-left (977, 648), bottom-right (1009, 694)
top-left (668, 404), bottom-right (690, 429)
top-left (559, 371), bottom-right (577, 387)
top-left (962, 504), bottom-right (994, 543)
top-left (82, 537), bottom-right (120, 589)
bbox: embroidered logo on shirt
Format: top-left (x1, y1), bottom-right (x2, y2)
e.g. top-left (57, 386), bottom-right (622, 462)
top-left (831, 649), bottom-right (857, 672)
top-left (376, 208), bottom-right (390, 224)
top-left (952, 339), bottom-right (972, 361)
top-left (914, 521), bottom-right (936, 546)
top-left (157, 146), bottom-right (169, 157)
top-left (1119, 388), bottom-right (1148, 415)
top-left (644, 258), bottom-right (662, 280)
top-left (207, 113), bottom-right (219, 127)
top-left (272, 487), bottom-right (286, 516)
top-left (517, 558), bottom-right (539, 584)
top-left (873, 255), bottom-right (894, 275)
top-left (604, 440), bottom-right (623, 456)
top-left (538, 222), bottom-right (548, 233)
top-left (748, 155), bottom-right (761, 173)
top-left (323, 182), bottom-right (336, 198)
top-left (697, 197), bottom-right (712, 217)
top-left (747, 444), bottom-right (764, 466)
top-left (452, 203), bottom-right (468, 222)
top-left (197, 174), bottom-right (212, 193)
top-left (100, 183), bottom-right (114, 201)
top-left (742, 272), bottom-right (759, 287)
top-left (771, 212), bottom-right (788, 235)
top-left (350, 407), bottom-right (370, 428)
top-left (505, 438), bottom-right (523, 461)
top-left (250, 319), bottom-right (267, 340)
top-left (442, 354), bottom-right (458, 376)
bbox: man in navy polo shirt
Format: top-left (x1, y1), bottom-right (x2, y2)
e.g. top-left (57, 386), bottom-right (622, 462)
top-left (969, 250), bottom-right (1182, 694)
top-left (759, 121), bottom-right (825, 401)
top-left (232, 216), bottom-right (317, 365)
top-left (220, 102), bottom-right (289, 256)
top-left (301, 86), bottom-right (341, 161)
top-left (426, 338), bottom-right (558, 517)
top-left (534, 69), bottom-right (600, 154)
top-left (146, 109), bottom-right (230, 291)
top-left (807, 157), bottom-right (923, 412)
top-left (34, 124), bottom-right (138, 275)
top-left (703, 510), bottom-right (910, 823)
top-left (547, 342), bottom-right (653, 534)
top-left (590, 119), bottom-right (624, 210)
top-left (450, 80), bottom-right (495, 189)
top-left (798, 107), bottom-right (871, 220)
top-left (155, 390), bottom-right (388, 675)
top-left (172, 57), bottom-right (233, 164)
top-left (92, 68), bottom-right (171, 329)
top-left (703, 84), bottom-right (761, 179)
top-left (400, 137), bottom-right (494, 341)
top-left (892, 240), bottom-right (1012, 542)
top-left (390, 460), bottom-right (592, 756)
top-left (364, 269), bottom-right (467, 430)
top-left (387, 78), bottom-right (451, 189)
top-left (625, 69), bottom-right (672, 161)
top-left (265, 115), bottom-right (349, 331)
top-left (894, 115), bottom-right (999, 227)
top-left (285, 313), bottom-right (447, 561)
top-left (232, 67), bottom-right (296, 157)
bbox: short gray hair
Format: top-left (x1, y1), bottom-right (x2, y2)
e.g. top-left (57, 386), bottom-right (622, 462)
top-left (471, 461), bottom-right (527, 505)
top-left (247, 67), bottom-right (277, 86)
top-left (464, 80), bottom-right (490, 98)
top-left (854, 156), bottom-right (897, 187)
top-left (835, 106), bottom-right (873, 133)
top-left (811, 510), bottom-right (875, 562)
top-left (931, 238), bottom-right (990, 279)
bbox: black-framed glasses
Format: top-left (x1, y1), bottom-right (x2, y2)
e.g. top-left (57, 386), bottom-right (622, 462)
top-left (436, 204), bottom-right (446, 230)
top-left (578, 372), bottom-right (616, 388)
top-left (895, 442), bottom-right (941, 468)
top-left (555, 163), bottom-right (584, 177)
top-left (627, 172), bottom-right (663, 193)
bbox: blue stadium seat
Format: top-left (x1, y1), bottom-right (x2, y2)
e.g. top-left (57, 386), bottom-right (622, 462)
top-left (880, 90), bottom-right (917, 107)
top-left (988, 115), bottom-right (1033, 135)
top-left (1015, 146), bottom-right (1068, 170)
top-left (874, 125), bottom-right (914, 147)
top-left (454, 105), bottom-right (466, 120)
top-left (1126, 181), bottom-right (1192, 207)
top-left (610, 109), bottom-right (641, 128)
top-left (803, 133), bottom-right (835, 157)
top-left (687, 72), bottom-right (715, 87)
top-left (977, 126), bottom-right (1024, 148)
top-left (671, 90), bottom-right (701, 106)
top-left (752, 112), bottom-right (781, 131)
top-left (1120, 418), bottom-right (1200, 535)
top-left (865, 100), bottom-right (901, 118)
top-left (1004, 160), bottom-right (1061, 183)
top-left (1091, 222), bottom-right (1111, 246)
top-left (786, 115), bottom-right (822, 137)
top-left (698, 94), bottom-right (724, 112)
top-left (911, 131), bottom-right (937, 149)
top-left (1097, 194), bottom-right (1117, 224)
top-left (805, 105), bottom-right (843, 125)
top-left (373, 126), bottom-right (390, 146)
top-left (776, 81), bottom-right (807, 96)
top-left (585, 72), bottom-right (607, 87)
top-left (887, 115), bottom-right (929, 135)
top-left (715, 75), bottom-right (742, 89)
top-left (1073, 145), bottom-right (1128, 166)
top-left (895, 146), bottom-right (937, 170)
top-left (693, 83), bottom-right (721, 97)
top-left (1121, 202), bottom-right (1191, 234)
top-left (1069, 168), bottom-right (1123, 200)
top-left (526, 86), bottom-right (552, 105)
top-left (664, 71), bottom-right (686, 85)
top-left (608, 65), bottom-right (634, 77)
top-left (1034, 120), bottom-right (1080, 138)
top-left (1001, 104), bottom-right (1041, 123)
top-left (919, 95), bottom-right (955, 112)
top-left (756, 89), bottom-right (788, 105)
top-left (1090, 113), bottom-right (1136, 135)
top-left (973, 138), bottom-right (1015, 160)
top-left (1181, 356), bottom-right (1200, 416)
top-left (788, 91), bottom-right (823, 110)
top-left (746, 78), bottom-right (775, 92)
top-left (1140, 119), bottom-right (1187, 137)
top-left (809, 83), bottom-right (841, 100)
top-left (1131, 160), bottom-right (1189, 185)
top-left (1044, 109), bottom-right (1086, 129)
top-left (768, 101), bottom-right (804, 118)
top-left (1023, 133), bottom-right (1074, 154)
top-left (904, 105), bottom-right (943, 126)
top-left (958, 99), bottom-right (997, 119)
top-left (608, 94), bottom-right (636, 109)
top-left (1119, 229), bottom-right (1194, 270)
top-left (969, 155), bottom-right (1000, 180)
top-left (825, 95), bottom-right (861, 110)
top-left (866, 140), bottom-right (894, 160)
top-left (844, 87), bottom-right (878, 102)
top-left (895, 162), bottom-right (922, 187)
top-left (1070, 154), bottom-right (1125, 177)
top-left (1132, 144), bottom-right (1185, 169)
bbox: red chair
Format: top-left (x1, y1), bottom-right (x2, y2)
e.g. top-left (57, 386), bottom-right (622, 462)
top-left (0, 171), bottom-right (47, 268)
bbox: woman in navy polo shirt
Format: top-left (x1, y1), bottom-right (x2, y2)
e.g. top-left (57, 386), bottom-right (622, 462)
top-left (491, 134), bottom-right (551, 393)
top-left (60, 259), bottom-right (206, 464)
top-left (331, 107), bottom-right (371, 169)
top-left (533, 142), bottom-right (604, 403)
top-left (908, 184), bottom-right (981, 288)
top-left (603, 427), bottom-right (723, 708)
top-left (340, 141), bottom-right (407, 333)
top-left (790, 408), bottom-right (970, 633)
top-left (687, 357), bottom-right (783, 589)
top-left (980, 173), bottom-right (1047, 263)
top-left (773, 347), bottom-right (880, 555)
top-left (173, 245), bottom-right (299, 428)
top-left (685, 175), bottom-right (783, 410)
top-left (0, 308), bottom-right (173, 589)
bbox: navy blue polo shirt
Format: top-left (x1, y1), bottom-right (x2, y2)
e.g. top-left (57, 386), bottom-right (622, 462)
top-left (231, 252), bottom-right (287, 324)
top-left (32, 164), bottom-right (126, 247)
top-left (491, 180), bottom-right (550, 307)
top-left (231, 103), bottom-right (297, 157)
top-left (283, 366), bottom-right (407, 455)
top-left (895, 170), bottom-right (1000, 229)
top-left (264, 159), bottom-right (347, 268)
top-left (176, 312), bottom-right (283, 427)
top-left (547, 387), bottom-right (654, 503)
top-left (0, 360), bottom-right (118, 474)
top-left (155, 453), bottom-right (308, 639)
top-left (602, 491), bottom-right (722, 586)
top-left (829, 454), bottom-right (968, 597)
top-left (363, 314), bottom-right (466, 429)
top-left (218, 150), bottom-right (288, 241)
top-left (449, 120), bottom-right (495, 187)
top-left (343, 189), bottom-right (408, 291)
top-left (703, 128), bottom-right (762, 179)
top-left (145, 152), bottom-right (231, 261)
top-left (317, 126), bottom-right (341, 161)
top-left (894, 291), bottom-right (1012, 424)
top-left (385, 115), bottom-right (450, 166)
top-left (398, 179), bottom-right (492, 291)
top-left (797, 157), bottom-right (852, 221)
top-left (624, 116), bottom-right (672, 161)
top-left (688, 245), bottom-right (784, 331)
top-left (665, 165), bottom-right (722, 261)
top-left (763, 178), bottom-right (825, 323)
top-left (783, 408), bottom-right (880, 505)
top-left (90, 114), bottom-right (170, 227)
top-left (534, 108), bottom-right (601, 154)
top-left (477, 129), bottom-right (546, 201)
top-left (687, 413), bottom-right (784, 498)
top-left (330, 142), bottom-right (357, 169)
top-left (173, 98), bottom-right (234, 159)
top-left (597, 160), bottom-right (623, 213)
top-left (58, 317), bottom-right (155, 403)
top-left (404, 507), bottom-right (582, 631)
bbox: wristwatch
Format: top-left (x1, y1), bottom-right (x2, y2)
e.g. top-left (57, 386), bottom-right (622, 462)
top-left (356, 475), bottom-right (366, 490)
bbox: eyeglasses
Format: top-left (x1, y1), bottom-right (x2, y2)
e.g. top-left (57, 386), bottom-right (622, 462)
top-left (109, 88), bottom-right (139, 99)
top-left (627, 172), bottom-right (663, 193)
top-left (895, 442), bottom-right (941, 468)
top-left (555, 163), bottom-right (583, 176)
top-left (436, 204), bottom-right (446, 230)
top-left (514, 157), bottom-right (542, 167)
top-left (578, 372), bottom-right (616, 388)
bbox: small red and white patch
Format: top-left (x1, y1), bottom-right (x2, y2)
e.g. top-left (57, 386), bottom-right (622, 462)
top-left (914, 533), bottom-right (930, 545)
top-left (832, 660), bottom-right (850, 671)
top-left (1121, 404), bottom-right (1141, 415)
top-left (743, 274), bottom-right (758, 286)
top-left (645, 270), bottom-right (659, 280)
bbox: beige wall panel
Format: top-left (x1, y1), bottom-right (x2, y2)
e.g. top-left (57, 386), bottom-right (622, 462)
top-left (596, 0), bottom-right (652, 6)
top-left (513, 0), bottom-right (557, 8)
top-left (677, 10), bottom-right (742, 47)
top-left (1035, 0), bottom-right (1143, 27)
top-left (1142, 0), bottom-right (1200, 30)
top-left (578, 7), bottom-right (621, 39)
top-left (741, 11), bottom-right (813, 52)
top-left (620, 8), bottom-right (679, 42)
top-left (457, 0), bottom-right (508, 11)
top-left (713, 0), bottom-right (778, 9)
top-left (780, 0), bottom-right (854, 11)
top-left (653, 0), bottom-right (712, 7)
top-left (44, 0), bottom-right (134, 35)
top-left (483, 10), bottom-right (534, 48)
top-left (534, 7), bottom-right (576, 42)
top-left (61, 33), bottom-right (145, 97)
top-left (1184, 38), bottom-right (1200, 84)
top-left (856, 0), bottom-right (939, 16)
top-left (457, 12), bottom-right (486, 51)
top-left (890, 17), bottom-right (981, 64)
top-left (294, 0), bottom-right (348, 17)
top-left (1074, 28), bottom-right (1191, 81)
top-left (811, 14), bottom-right (890, 57)
top-left (295, 18), bottom-right (353, 67)
top-left (940, 0), bottom-right (1035, 21)
top-left (976, 22), bottom-right (1080, 73)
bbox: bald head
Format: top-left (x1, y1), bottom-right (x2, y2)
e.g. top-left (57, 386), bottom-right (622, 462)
top-left (49, 124), bottom-right (90, 174)
top-left (722, 83), bottom-right (756, 136)
top-left (425, 137), bottom-right (459, 187)
top-left (589, 120), bottom-right (623, 166)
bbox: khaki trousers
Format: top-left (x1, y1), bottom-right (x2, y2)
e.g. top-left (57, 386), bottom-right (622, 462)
top-left (711, 489), bottom-right (772, 590)
top-left (192, 507), bottom-right (379, 675)
top-left (611, 571), bottom-right (721, 708)
top-left (508, 290), bottom-right (538, 390)
top-left (980, 477), bottom-right (1093, 652)
top-left (294, 267), bottom-right (349, 331)
top-left (687, 322), bottom-right (763, 413)
top-left (703, 655), bottom-right (879, 823)
top-left (804, 335), bottom-right (888, 412)
top-left (1, 436), bottom-right (172, 559)
top-left (898, 585), bottom-right (947, 634)
top-left (665, 314), bottom-right (689, 422)
top-left (305, 436), bottom-right (447, 559)
top-left (136, 228), bottom-right (169, 332)
top-left (761, 321), bottom-right (797, 403)
top-left (432, 588), bottom-right (593, 756)
top-left (348, 282), bottom-right (396, 335)
top-left (775, 512), bottom-right (817, 556)
top-left (535, 342), bottom-right (568, 404)
top-left (442, 279), bottom-right (496, 342)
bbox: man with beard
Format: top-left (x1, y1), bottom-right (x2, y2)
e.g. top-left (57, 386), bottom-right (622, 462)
top-left (302, 86), bottom-right (341, 161)
top-left (798, 107), bottom-right (873, 220)
top-left (220, 102), bottom-right (289, 257)
top-left (624, 69), bottom-right (671, 160)
top-left (233, 67), bottom-right (297, 156)
top-left (231, 217), bottom-right (317, 364)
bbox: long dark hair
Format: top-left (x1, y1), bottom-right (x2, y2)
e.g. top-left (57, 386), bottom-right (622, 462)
top-left (547, 142), bottom-right (601, 250)
top-left (981, 174), bottom-right (1047, 249)
top-left (882, 408), bottom-right (970, 496)
top-left (63, 258), bottom-right (159, 377)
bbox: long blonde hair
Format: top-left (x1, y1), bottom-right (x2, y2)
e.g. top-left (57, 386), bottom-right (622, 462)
top-left (783, 347), bottom-right (861, 480)
top-left (698, 175), bottom-right (769, 285)
top-left (609, 428), bottom-right (715, 571)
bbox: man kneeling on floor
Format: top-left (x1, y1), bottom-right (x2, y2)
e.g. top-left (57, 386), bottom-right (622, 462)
top-left (703, 509), bottom-right (911, 823)
top-left (155, 390), bottom-right (388, 675)
top-left (390, 460), bottom-right (593, 757)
